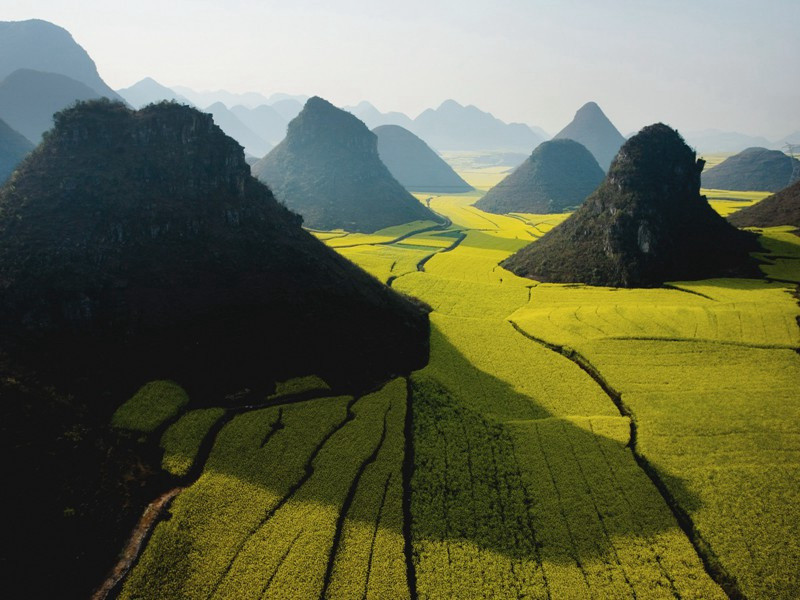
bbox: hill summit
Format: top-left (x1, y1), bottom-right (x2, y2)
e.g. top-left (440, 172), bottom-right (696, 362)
top-left (502, 124), bottom-right (760, 287)
top-left (553, 101), bottom-right (626, 171)
top-left (0, 100), bottom-right (429, 394)
top-left (701, 147), bottom-right (800, 192)
top-left (0, 19), bottom-right (123, 101)
top-left (475, 139), bottom-right (603, 214)
top-left (253, 97), bottom-right (437, 232)
top-left (374, 124), bottom-right (473, 193)
top-left (728, 179), bottom-right (800, 229)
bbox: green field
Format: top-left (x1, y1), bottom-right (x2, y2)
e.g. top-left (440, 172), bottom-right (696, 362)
top-left (113, 173), bottom-right (800, 599)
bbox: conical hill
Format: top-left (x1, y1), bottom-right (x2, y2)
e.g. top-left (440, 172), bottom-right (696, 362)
top-left (252, 97), bottom-right (437, 232)
top-left (475, 139), bottom-right (603, 214)
top-left (701, 147), bottom-right (799, 192)
top-left (553, 101), bottom-right (626, 171)
top-left (502, 124), bottom-right (761, 287)
top-left (373, 124), bottom-right (473, 193)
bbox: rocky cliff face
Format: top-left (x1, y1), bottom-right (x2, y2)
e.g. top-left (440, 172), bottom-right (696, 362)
top-left (0, 99), bottom-right (429, 395)
top-left (475, 139), bottom-right (603, 214)
top-left (502, 124), bottom-right (761, 287)
top-left (252, 96), bottom-right (437, 232)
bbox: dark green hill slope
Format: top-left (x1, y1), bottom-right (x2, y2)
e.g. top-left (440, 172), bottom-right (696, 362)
top-left (0, 19), bottom-right (123, 101)
top-left (728, 179), bottom-right (800, 228)
top-left (0, 100), bottom-right (429, 393)
top-left (252, 97), bottom-right (437, 232)
top-left (553, 101), bottom-right (626, 171)
top-left (373, 124), bottom-right (473, 193)
top-left (475, 139), bottom-right (603, 214)
top-left (701, 147), bottom-right (799, 192)
top-left (0, 116), bottom-right (33, 183)
top-left (502, 124), bottom-right (760, 287)
top-left (0, 68), bottom-right (101, 142)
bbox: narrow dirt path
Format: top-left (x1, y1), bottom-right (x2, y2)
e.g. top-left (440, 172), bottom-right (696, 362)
top-left (92, 487), bottom-right (184, 600)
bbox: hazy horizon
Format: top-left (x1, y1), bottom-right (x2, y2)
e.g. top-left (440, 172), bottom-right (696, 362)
top-left (3, 0), bottom-right (799, 139)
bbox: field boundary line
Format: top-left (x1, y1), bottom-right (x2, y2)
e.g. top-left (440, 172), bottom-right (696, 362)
top-left (507, 319), bottom-right (747, 600)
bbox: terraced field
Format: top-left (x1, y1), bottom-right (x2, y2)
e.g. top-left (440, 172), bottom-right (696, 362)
top-left (107, 167), bottom-right (800, 599)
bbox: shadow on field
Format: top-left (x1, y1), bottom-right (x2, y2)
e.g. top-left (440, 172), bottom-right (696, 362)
top-left (122, 322), bottom-right (711, 599)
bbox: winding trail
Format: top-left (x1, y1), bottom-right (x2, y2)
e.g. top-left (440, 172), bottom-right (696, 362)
top-left (92, 487), bottom-right (184, 600)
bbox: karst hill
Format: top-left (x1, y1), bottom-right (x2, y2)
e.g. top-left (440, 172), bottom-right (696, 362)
top-left (373, 124), bottom-right (473, 193)
top-left (253, 96), bottom-right (437, 232)
top-left (502, 123), bottom-right (761, 287)
top-left (0, 100), bottom-right (430, 395)
top-left (701, 146), bottom-right (800, 192)
top-left (728, 179), bottom-right (800, 229)
top-left (553, 101), bottom-right (626, 171)
top-left (475, 138), bottom-right (603, 214)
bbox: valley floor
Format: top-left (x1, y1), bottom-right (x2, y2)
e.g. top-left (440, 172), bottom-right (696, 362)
top-left (107, 174), bottom-right (800, 599)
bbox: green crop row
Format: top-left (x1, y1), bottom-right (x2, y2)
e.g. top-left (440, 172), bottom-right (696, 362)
top-left (111, 380), bottom-right (189, 433)
top-left (160, 408), bottom-right (225, 476)
top-left (121, 379), bottom-right (410, 599)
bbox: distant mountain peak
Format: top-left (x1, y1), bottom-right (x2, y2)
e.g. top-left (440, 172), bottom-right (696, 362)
top-left (253, 96), bottom-right (437, 232)
top-left (0, 19), bottom-right (123, 102)
top-left (553, 101), bottom-right (625, 171)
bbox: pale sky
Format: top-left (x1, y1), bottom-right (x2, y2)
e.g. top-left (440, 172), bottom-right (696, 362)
top-left (5, 0), bottom-right (799, 138)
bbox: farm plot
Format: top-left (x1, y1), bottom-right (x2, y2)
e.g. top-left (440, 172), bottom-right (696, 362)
top-left (510, 269), bottom-right (800, 598)
top-left (385, 208), bottom-right (726, 598)
top-left (118, 379), bottom-right (410, 599)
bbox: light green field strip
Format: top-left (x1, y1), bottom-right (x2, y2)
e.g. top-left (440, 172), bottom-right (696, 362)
top-left (325, 219), bottom-right (440, 248)
top-left (111, 380), bottom-right (189, 433)
top-left (510, 280), bottom-right (800, 348)
top-left (160, 408), bottom-right (225, 477)
top-left (338, 244), bottom-right (434, 284)
top-left (698, 155), bottom-right (734, 170)
top-left (121, 380), bottom-right (409, 599)
top-left (268, 374), bottom-right (330, 399)
top-left (326, 378), bottom-right (409, 600)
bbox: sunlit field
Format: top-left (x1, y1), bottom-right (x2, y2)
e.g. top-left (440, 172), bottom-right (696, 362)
top-left (111, 168), bottom-right (800, 599)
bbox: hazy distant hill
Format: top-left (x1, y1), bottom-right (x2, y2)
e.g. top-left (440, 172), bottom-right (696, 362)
top-left (503, 124), bottom-right (759, 287)
top-left (0, 68), bottom-right (101, 142)
top-left (701, 147), bottom-right (799, 192)
top-left (728, 179), bottom-right (800, 229)
top-left (0, 117), bottom-right (33, 183)
top-left (170, 86), bottom-right (271, 108)
top-left (270, 98), bottom-right (304, 122)
top-left (230, 104), bottom-right (288, 146)
top-left (553, 101), bottom-right (625, 171)
top-left (345, 101), bottom-right (415, 130)
top-left (412, 99), bottom-right (544, 152)
top-left (476, 139), bottom-right (603, 214)
top-left (253, 96), bottom-right (437, 232)
top-left (0, 19), bottom-right (123, 102)
top-left (117, 77), bottom-right (193, 108)
top-left (374, 124), bottom-right (473, 193)
top-left (204, 102), bottom-right (272, 157)
top-left (683, 129), bottom-right (773, 154)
